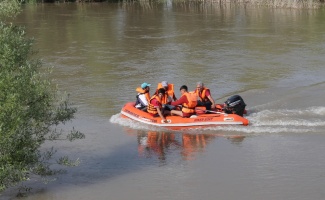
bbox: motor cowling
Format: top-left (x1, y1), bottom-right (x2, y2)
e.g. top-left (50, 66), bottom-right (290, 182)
top-left (224, 95), bottom-right (246, 116)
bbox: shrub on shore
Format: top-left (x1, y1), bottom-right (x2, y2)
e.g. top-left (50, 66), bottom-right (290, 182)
top-left (0, 0), bottom-right (84, 193)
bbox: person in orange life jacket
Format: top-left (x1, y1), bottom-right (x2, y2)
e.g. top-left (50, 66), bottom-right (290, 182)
top-left (147, 88), bottom-right (170, 123)
top-left (135, 82), bottom-right (151, 111)
top-left (156, 81), bottom-right (177, 111)
top-left (170, 85), bottom-right (198, 118)
top-left (194, 81), bottom-right (216, 110)
top-left (156, 81), bottom-right (177, 103)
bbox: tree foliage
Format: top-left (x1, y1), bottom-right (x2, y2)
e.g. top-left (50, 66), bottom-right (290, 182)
top-left (0, 0), bottom-right (21, 19)
top-left (0, 1), bottom-right (84, 192)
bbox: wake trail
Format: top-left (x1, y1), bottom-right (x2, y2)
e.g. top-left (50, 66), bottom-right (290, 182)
top-left (110, 107), bottom-right (325, 134)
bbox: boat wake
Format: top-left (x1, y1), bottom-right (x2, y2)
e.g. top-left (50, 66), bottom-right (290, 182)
top-left (110, 106), bottom-right (325, 134)
top-left (234, 106), bottom-right (325, 134)
top-left (110, 113), bottom-right (161, 131)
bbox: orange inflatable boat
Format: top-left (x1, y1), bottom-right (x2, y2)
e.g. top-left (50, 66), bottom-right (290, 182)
top-left (120, 100), bottom-right (249, 128)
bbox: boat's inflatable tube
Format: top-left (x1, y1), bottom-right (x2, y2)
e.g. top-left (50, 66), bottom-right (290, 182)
top-left (120, 102), bottom-right (249, 128)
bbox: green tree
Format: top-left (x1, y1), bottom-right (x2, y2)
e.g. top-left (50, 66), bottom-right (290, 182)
top-left (0, 0), bottom-right (20, 19)
top-left (0, 0), bottom-right (84, 192)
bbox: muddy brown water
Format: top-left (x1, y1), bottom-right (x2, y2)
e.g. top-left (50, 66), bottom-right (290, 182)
top-left (1, 2), bottom-right (325, 200)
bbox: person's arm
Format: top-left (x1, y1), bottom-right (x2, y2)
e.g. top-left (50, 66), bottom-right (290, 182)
top-left (207, 95), bottom-right (215, 109)
top-left (172, 93), bottom-right (177, 101)
top-left (157, 107), bottom-right (167, 123)
top-left (206, 89), bottom-right (216, 109)
top-left (152, 99), bottom-right (168, 122)
top-left (171, 95), bottom-right (187, 106)
top-left (166, 95), bottom-right (172, 104)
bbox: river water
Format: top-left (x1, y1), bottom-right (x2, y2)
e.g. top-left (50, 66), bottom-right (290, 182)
top-left (2, 2), bottom-right (325, 200)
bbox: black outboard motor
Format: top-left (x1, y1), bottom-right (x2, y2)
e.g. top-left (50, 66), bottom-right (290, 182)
top-left (224, 95), bottom-right (246, 116)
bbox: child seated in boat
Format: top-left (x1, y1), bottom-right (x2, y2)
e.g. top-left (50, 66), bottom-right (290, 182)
top-left (170, 85), bottom-right (198, 118)
top-left (135, 82), bottom-right (151, 111)
top-left (147, 88), bottom-right (169, 123)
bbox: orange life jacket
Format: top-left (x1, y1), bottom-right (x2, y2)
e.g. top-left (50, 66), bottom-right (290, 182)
top-left (136, 87), bottom-right (150, 103)
top-left (147, 95), bottom-right (163, 115)
top-left (195, 87), bottom-right (210, 102)
top-left (156, 83), bottom-right (175, 104)
top-left (182, 92), bottom-right (198, 114)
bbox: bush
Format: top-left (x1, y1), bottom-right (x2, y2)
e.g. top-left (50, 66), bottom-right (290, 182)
top-left (0, 1), bottom-right (84, 192)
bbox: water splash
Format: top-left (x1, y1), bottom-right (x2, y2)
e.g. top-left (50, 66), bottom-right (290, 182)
top-left (201, 125), bottom-right (313, 134)
top-left (308, 107), bottom-right (325, 115)
top-left (110, 113), bottom-right (161, 131)
top-left (242, 107), bottom-right (325, 133)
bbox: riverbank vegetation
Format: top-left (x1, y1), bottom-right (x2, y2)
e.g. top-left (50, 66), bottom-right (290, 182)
top-left (0, 0), bottom-right (84, 193)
